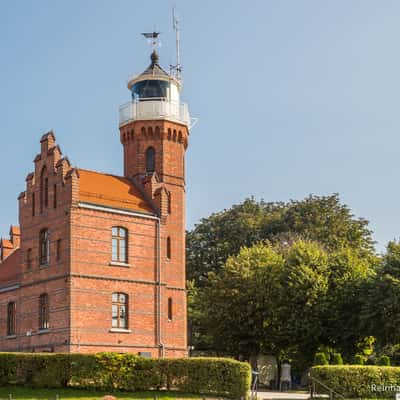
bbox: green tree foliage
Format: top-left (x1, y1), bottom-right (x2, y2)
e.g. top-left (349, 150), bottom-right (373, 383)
top-left (278, 241), bottom-right (329, 361)
top-left (362, 241), bottom-right (400, 347)
top-left (321, 249), bottom-right (375, 359)
top-left (189, 239), bottom-right (376, 366)
top-left (187, 195), bottom-right (375, 286)
top-left (193, 243), bottom-right (285, 358)
top-left (192, 241), bottom-right (334, 364)
top-left (187, 195), bottom-right (378, 367)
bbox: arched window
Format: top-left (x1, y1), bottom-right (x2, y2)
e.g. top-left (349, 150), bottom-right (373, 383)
top-left (168, 297), bottom-right (173, 321)
top-left (40, 167), bottom-right (48, 212)
top-left (112, 293), bottom-right (128, 329)
top-left (39, 293), bottom-right (49, 330)
top-left (166, 237), bottom-right (171, 259)
top-left (39, 229), bottom-right (50, 265)
top-left (145, 147), bottom-right (155, 174)
top-left (112, 227), bottom-right (128, 263)
top-left (7, 302), bottom-right (16, 335)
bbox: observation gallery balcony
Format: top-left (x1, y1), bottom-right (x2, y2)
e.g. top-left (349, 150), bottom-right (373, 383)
top-left (119, 98), bottom-right (191, 128)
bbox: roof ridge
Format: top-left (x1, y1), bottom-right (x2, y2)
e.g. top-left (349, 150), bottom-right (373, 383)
top-left (78, 168), bottom-right (127, 180)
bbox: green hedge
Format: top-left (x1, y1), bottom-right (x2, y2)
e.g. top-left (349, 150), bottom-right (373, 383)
top-left (311, 365), bottom-right (400, 398)
top-left (0, 353), bottom-right (250, 399)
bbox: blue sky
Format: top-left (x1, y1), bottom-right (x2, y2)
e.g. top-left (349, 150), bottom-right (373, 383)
top-left (1, 0), bottom-right (399, 251)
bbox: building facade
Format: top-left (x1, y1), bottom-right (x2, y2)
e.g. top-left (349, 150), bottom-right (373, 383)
top-left (0, 50), bottom-right (190, 357)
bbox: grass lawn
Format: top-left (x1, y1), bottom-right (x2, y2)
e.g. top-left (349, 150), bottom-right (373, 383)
top-left (0, 387), bottom-right (203, 400)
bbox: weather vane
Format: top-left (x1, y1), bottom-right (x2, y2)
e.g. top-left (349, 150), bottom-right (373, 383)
top-left (141, 31), bottom-right (161, 52)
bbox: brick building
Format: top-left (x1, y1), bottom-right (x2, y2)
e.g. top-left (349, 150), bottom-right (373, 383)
top-left (0, 49), bottom-right (191, 357)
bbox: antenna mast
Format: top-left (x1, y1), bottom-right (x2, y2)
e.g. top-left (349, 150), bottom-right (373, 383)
top-left (172, 6), bottom-right (182, 81)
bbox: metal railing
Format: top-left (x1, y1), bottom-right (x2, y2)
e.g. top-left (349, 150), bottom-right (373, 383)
top-left (309, 374), bottom-right (345, 400)
top-left (119, 98), bottom-right (191, 127)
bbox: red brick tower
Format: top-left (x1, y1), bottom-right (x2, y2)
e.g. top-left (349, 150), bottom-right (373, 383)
top-left (0, 47), bottom-right (191, 357)
top-left (119, 49), bottom-right (191, 357)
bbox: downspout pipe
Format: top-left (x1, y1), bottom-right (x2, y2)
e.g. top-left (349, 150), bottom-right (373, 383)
top-left (156, 218), bottom-right (165, 357)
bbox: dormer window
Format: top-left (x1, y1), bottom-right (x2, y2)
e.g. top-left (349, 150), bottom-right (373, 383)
top-left (146, 147), bottom-right (155, 174)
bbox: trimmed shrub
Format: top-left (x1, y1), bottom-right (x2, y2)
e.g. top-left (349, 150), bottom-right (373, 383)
top-left (353, 354), bottom-right (365, 365)
top-left (313, 352), bottom-right (328, 365)
top-left (0, 353), bottom-right (250, 399)
top-left (331, 353), bottom-right (343, 365)
top-left (311, 365), bottom-right (400, 398)
top-left (378, 356), bottom-right (391, 366)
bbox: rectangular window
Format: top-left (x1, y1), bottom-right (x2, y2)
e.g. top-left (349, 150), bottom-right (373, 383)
top-left (56, 239), bottom-right (61, 261)
top-left (27, 248), bottom-right (32, 269)
top-left (112, 293), bottom-right (128, 328)
top-left (39, 294), bottom-right (49, 330)
top-left (7, 302), bottom-right (16, 336)
top-left (32, 193), bottom-right (35, 217)
top-left (111, 227), bottom-right (128, 263)
top-left (167, 192), bottom-right (172, 214)
top-left (168, 297), bottom-right (173, 321)
top-left (53, 184), bottom-right (57, 209)
top-left (39, 229), bottom-right (50, 265)
top-left (166, 237), bottom-right (171, 259)
top-left (44, 178), bottom-right (49, 208)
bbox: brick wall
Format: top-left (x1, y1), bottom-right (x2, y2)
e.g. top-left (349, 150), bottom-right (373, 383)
top-left (0, 118), bottom-right (188, 358)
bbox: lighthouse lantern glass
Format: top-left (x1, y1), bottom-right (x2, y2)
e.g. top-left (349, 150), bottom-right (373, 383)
top-left (132, 80), bottom-right (170, 101)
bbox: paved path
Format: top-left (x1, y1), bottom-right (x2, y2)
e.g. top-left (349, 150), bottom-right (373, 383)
top-left (255, 391), bottom-right (310, 400)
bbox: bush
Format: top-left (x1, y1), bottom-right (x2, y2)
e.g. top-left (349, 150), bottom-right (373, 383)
top-left (378, 356), bottom-right (391, 366)
top-left (0, 353), bottom-right (250, 399)
top-left (331, 353), bottom-right (343, 365)
top-left (353, 354), bottom-right (365, 365)
top-left (311, 365), bottom-right (400, 398)
top-left (313, 352), bottom-right (329, 365)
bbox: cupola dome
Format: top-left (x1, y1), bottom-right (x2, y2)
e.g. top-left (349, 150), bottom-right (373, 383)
top-left (128, 51), bottom-right (181, 102)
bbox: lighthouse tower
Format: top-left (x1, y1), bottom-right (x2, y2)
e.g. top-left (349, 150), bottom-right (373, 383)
top-left (118, 48), bottom-right (190, 357)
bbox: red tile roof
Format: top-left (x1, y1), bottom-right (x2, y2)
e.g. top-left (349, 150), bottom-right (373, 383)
top-left (78, 169), bottom-right (154, 214)
top-left (0, 239), bottom-right (13, 249)
top-left (0, 248), bottom-right (21, 287)
top-left (10, 226), bottom-right (20, 236)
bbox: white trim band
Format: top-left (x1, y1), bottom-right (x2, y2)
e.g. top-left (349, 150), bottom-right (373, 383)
top-left (109, 328), bottom-right (132, 333)
top-left (0, 284), bottom-right (20, 293)
top-left (78, 202), bottom-right (159, 221)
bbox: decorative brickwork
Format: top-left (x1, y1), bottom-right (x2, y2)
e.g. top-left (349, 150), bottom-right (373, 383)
top-left (0, 48), bottom-right (190, 356)
top-left (0, 119), bottom-right (188, 356)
